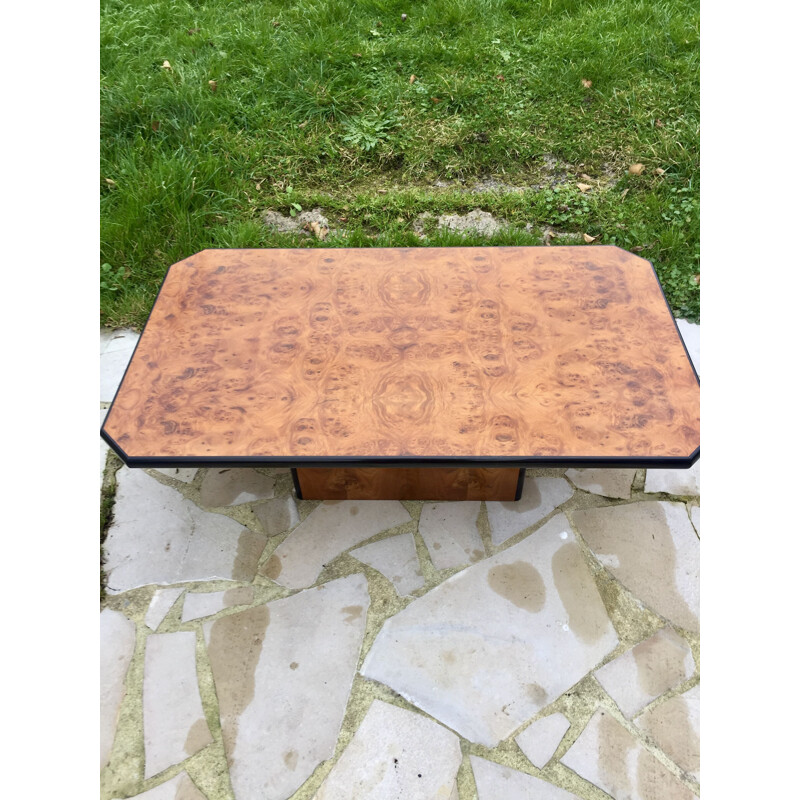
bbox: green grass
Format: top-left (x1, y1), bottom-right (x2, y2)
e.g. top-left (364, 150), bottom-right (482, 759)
top-left (101, 0), bottom-right (699, 325)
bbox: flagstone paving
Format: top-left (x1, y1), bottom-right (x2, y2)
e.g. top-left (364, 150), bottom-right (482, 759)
top-left (515, 712), bottom-right (572, 769)
top-left (143, 632), bottom-right (213, 779)
top-left (349, 533), bottom-right (425, 597)
top-left (470, 756), bottom-right (581, 799)
top-left (100, 324), bottom-right (701, 800)
top-left (593, 627), bottom-right (695, 718)
top-left (636, 684), bottom-right (700, 782)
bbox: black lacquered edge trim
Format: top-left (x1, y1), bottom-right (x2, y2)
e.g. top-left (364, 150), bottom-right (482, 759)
top-left (107, 449), bottom-right (699, 470)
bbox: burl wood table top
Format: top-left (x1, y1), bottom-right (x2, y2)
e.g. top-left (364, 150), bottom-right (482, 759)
top-left (102, 247), bottom-right (700, 468)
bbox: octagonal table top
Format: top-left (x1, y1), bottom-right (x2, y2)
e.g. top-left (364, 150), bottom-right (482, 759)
top-left (101, 246), bottom-right (699, 468)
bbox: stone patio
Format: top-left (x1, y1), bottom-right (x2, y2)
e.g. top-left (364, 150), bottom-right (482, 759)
top-left (100, 322), bottom-right (700, 800)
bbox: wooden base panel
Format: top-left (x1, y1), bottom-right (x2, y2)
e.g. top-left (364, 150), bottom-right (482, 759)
top-left (293, 467), bottom-right (524, 501)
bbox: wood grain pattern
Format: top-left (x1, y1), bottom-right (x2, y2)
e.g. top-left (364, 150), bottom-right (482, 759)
top-left (103, 247), bottom-right (700, 462)
top-left (294, 467), bottom-right (523, 501)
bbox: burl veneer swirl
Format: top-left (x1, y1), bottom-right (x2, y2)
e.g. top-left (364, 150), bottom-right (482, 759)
top-left (103, 247), bottom-right (700, 462)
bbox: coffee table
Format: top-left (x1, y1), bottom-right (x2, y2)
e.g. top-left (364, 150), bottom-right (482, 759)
top-left (101, 247), bottom-right (699, 501)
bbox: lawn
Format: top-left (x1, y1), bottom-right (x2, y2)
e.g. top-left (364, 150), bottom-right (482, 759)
top-left (100, 0), bottom-right (699, 327)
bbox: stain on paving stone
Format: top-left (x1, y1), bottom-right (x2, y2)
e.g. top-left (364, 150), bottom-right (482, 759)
top-left (637, 685), bottom-right (700, 781)
top-left (633, 630), bottom-right (693, 698)
top-left (262, 553), bottom-right (283, 580)
top-left (341, 605), bottom-right (364, 624)
top-left (205, 605), bottom-right (270, 765)
top-left (184, 718), bottom-right (213, 757)
top-left (572, 501), bottom-right (699, 634)
top-left (231, 531), bottom-right (266, 581)
top-left (552, 542), bottom-right (610, 644)
top-left (487, 561), bottom-right (546, 612)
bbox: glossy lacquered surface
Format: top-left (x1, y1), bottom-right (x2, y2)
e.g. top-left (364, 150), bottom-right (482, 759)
top-left (102, 247), bottom-right (700, 465)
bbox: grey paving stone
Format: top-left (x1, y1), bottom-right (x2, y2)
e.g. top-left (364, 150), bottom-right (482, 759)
top-left (470, 755), bottom-right (581, 799)
top-left (594, 627), bottom-right (695, 718)
top-left (263, 500), bottom-right (411, 590)
top-left (112, 771), bottom-right (207, 800)
top-left (143, 632), bottom-right (213, 779)
top-left (675, 319), bottom-right (699, 376)
top-left (564, 469), bottom-right (636, 500)
top-left (644, 463), bottom-right (700, 497)
top-left (637, 685), bottom-right (700, 781)
top-left (313, 699), bottom-right (461, 800)
top-left (486, 477), bottom-right (574, 545)
top-left (100, 609), bottom-right (136, 770)
top-left (361, 514), bottom-right (618, 747)
top-left (154, 467), bottom-right (198, 484)
top-left (104, 468), bottom-right (266, 593)
top-left (204, 574), bottom-right (369, 800)
top-left (100, 328), bottom-right (139, 403)
top-left (182, 587), bottom-right (254, 622)
top-left (515, 712), bottom-right (571, 769)
top-left (560, 709), bottom-right (697, 799)
top-left (572, 501), bottom-right (700, 633)
top-left (350, 534), bottom-right (424, 597)
top-left (253, 495), bottom-right (300, 536)
top-left (145, 588), bottom-right (184, 631)
top-left (199, 468), bottom-right (275, 507)
top-left (418, 501), bottom-right (484, 570)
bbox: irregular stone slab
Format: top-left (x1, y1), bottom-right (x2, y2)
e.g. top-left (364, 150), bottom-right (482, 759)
top-left (314, 699), bottom-right (461, 799)
top-left (572, 501), bottom-right (700, 633)
top-left (145, 588), bottom-right (185, 631)
top-left (594, 627), bottom-right (695, 718)
top-left (515, 712), bottom-right (571, 768)
top-left (486, 477), bottom-right (574, 545)
top-left (565, 469), bottom-right (636, 500)
top-left (204, 574), bottom-right (369, 800)
top-left (560, 709), bottom-right (696, 799)
top-left (100, 328), bottom-right (140, 403)
top-left (637, 685), bottom-right (700, 781)
top-left (100, 609), bottom-right (136, 769)
top-left (182, 587), bottom-right (254, 622)
top-left (104, 468), bottom-right (266, 593)
top-left (361, 514), bottom-right (618, 747)
top-left (253, 495), bottom-right (300, 536)
top-left (154, 467), bottom-right (198, 483)
top-left (264, 500), bottom-right (411, 589)
top-left (470, 755), bottom-right (581, 799)
top-left (350, 534), bottom-right (424, 597)
top-left (199, 468), bottom-right (275, 507)
top-left (675, 319), bottom-right (700, 375)
top-left (143, 632), bottom-right (213, 779)
top-left (112, 771), bottom-right (207, 800)
top-left (644, 463), bottom-right (700, 497)
top-left (690, 506), bottom-right (700, 536)
top-left (418, 501), bottom-right (484, 570)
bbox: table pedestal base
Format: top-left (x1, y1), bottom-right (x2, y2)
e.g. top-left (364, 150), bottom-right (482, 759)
top-left (292, 467), bottom-right (525, 501)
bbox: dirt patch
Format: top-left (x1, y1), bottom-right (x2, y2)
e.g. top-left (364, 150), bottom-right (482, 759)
top-left (413, 209), bottom-right (507, 238)
top-left (263, 208), bottom-right (335, 237)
